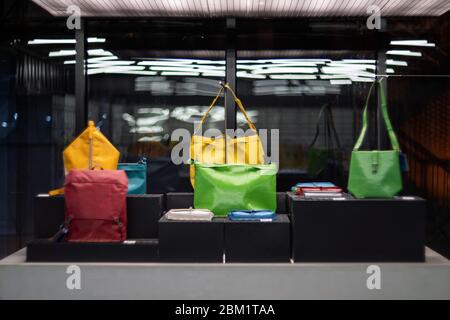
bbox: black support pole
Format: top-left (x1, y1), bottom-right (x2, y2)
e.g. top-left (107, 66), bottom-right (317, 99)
top-left (225, 18), bottom-right (237, 133)
top-left (75, 18), bottom-right (87, 133)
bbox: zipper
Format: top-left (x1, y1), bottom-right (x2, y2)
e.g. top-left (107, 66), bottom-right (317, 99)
top-left (88, 135), bottom-right (93, 169)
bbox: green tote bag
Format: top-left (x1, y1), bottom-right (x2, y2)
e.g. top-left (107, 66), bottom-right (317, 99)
top-left (194, 162), bottom-right (277, 216)
top-left (347, 80), bottom-right (402, 198)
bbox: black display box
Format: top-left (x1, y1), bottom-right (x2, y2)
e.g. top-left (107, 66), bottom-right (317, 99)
top-left (158, 215), bottom-right (225, 262)
top-left (26, 239), bottom-right (159, 262)
top-left (224, 215), bottom-right (291, 262)
top-left (288, 193), bottom-right (426, 262)
top-left (34, 194), bottom-right (164, 239)
top-left (166, 192), bottom-right (287, 214)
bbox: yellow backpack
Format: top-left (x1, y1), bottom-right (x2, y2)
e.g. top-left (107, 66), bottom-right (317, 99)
top-left (49, 121), bottom-right (120, 195)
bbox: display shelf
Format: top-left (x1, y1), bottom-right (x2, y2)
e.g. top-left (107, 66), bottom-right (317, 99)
top-left (224, 215), bottom-right (290, 262)
top-left (287, 193), bottom-right (426, 262)
top-left (158, 215), bottom-right (225, 262)
top-left (34, 194), bottom-right (164, 239)
top-left (1, 248), bottom-right (449, 299)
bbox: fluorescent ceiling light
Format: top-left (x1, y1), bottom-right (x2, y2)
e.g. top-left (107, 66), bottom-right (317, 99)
top-left (88, 61), bottom-right (135, 68)
top-left (341, 59), bottom-right (376, 64)
top-left (326, 62), bottom-right (376, 70)
top-left (253, 67), bottom-right (318, 74)
top-left (150, 66), bottom-right (218, 73)
top-left (321, 67), bottom-right (375, 77)
top-left (89, 70), bottom-right (157, 76)
top-left (386, 68), bottom-right (395, 74)
top-left (64, 56), bottom-right (118, 64)
top-left (28, 37), bottom-right (105, 44)
top-left (330, 79), bottom-right (352, 85)
top-left (138, 61), bottom-right (187, 66)
top-left (390, 40), bottom-right (435, 47)
top-left (156, 59), bottom-right (225, 65)
top-left (237, 62), bottom-right (319, 71)
top-left (29, 39), bottom-right (74, 44)
top-left (88, 49), bottom-right (113, 56)
top-left (49, 49), bottom-right (113, 57)
top-left (130, 126), bottom-right (164, 134)
top-left (139, 61), bottom-right (224, 70)
top-left (349, 77), bottom-right (375, 82)
top-left (237, 59), bottom-right (331, 64)
top-left (87, 66), bottom-right (145, 75)
top-left (269, 75), bottom-right (317, 80)
top-left (201, 71), bottom-right (225, 77)
top-left (137, 108), bottom-right (170, 115)
top-left (386, 59), bottom-right (408, 66)
top-left (160, 72), bottom-right (200, 76)
top-left (49, 50), bottom-right (76, 57)
top-left (100, 66), bottom-right (144, 71)
top-left (386, 50), bottom-right (422, 57)
top-left (87, 56), bottom-right (118, 62)
top-left (236, 71), bottom-right (266, 79)
top-left (320, 75), bottom-right (351, 80)
top-left (87, 37), bottom-right (106, 43)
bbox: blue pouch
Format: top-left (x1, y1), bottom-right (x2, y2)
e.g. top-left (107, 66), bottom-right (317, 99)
top-left (118, 158), bottom-right (147, 194)
top-left (228, 210), bottom-right (276, 221)
top-left (295, 182), bottom-right (336, 188)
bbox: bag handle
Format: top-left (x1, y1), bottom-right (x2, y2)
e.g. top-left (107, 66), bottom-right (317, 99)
top-left (194, 82), bottom-right (257, 134)
top-left (353, 79), bottom-right (400, 151)
top-left (223, 83), bottom-right (257, 131)
top-left (308, 103), bottom-right (341, 150)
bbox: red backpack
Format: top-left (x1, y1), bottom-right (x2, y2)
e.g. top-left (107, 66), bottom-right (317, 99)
top-left (62, 170), bottom-right (128, 242)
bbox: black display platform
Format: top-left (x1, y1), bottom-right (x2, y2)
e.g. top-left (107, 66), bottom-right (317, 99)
top-left (34, 194), bottom-right (164, 239)
top-left (26, 239), bottom-right (159, 262)
top-left (224, 215), bottom-right (291, 263)
top-left (288, 193), bottom-right (426, 262)
top-left (165, 192), bottom-right (287, 214)
top-left (158, 215), bottom-right (225, 262)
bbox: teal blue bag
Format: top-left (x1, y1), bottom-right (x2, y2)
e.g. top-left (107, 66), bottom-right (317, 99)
top-left (118, 158), bottom-right (147, 194)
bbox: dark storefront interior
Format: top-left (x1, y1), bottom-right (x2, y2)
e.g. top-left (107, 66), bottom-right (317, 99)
top-left (0, 1), bottom-right (449, 260)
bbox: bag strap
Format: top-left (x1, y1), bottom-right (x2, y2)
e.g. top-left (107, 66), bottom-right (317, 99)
top-left (193, 85), bottom-right (225, 134)
top-left (223, 83), bottom-right (257, 131)
top-left (193, 83), bottom-right (257, 134)
top-left (353, 79), bottom-right (400, 151)
top-left (308, 103), bottom-right (341, 149)
top-left (326, 105), bottom-right (341, 149)
top-left (49, 187), bottom-right (64, 196)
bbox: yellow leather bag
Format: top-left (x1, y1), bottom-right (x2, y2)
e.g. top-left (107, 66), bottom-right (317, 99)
top-left (49, 120), bottom-right (120, 195)
top-left (190, 83), bottom-right (265, 187)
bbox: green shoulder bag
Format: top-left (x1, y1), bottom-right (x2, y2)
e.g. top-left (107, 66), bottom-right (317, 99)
top-left (194, 162), bottom-right (277, 216)
top-left (347, 80), bottom-right (402, 198)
